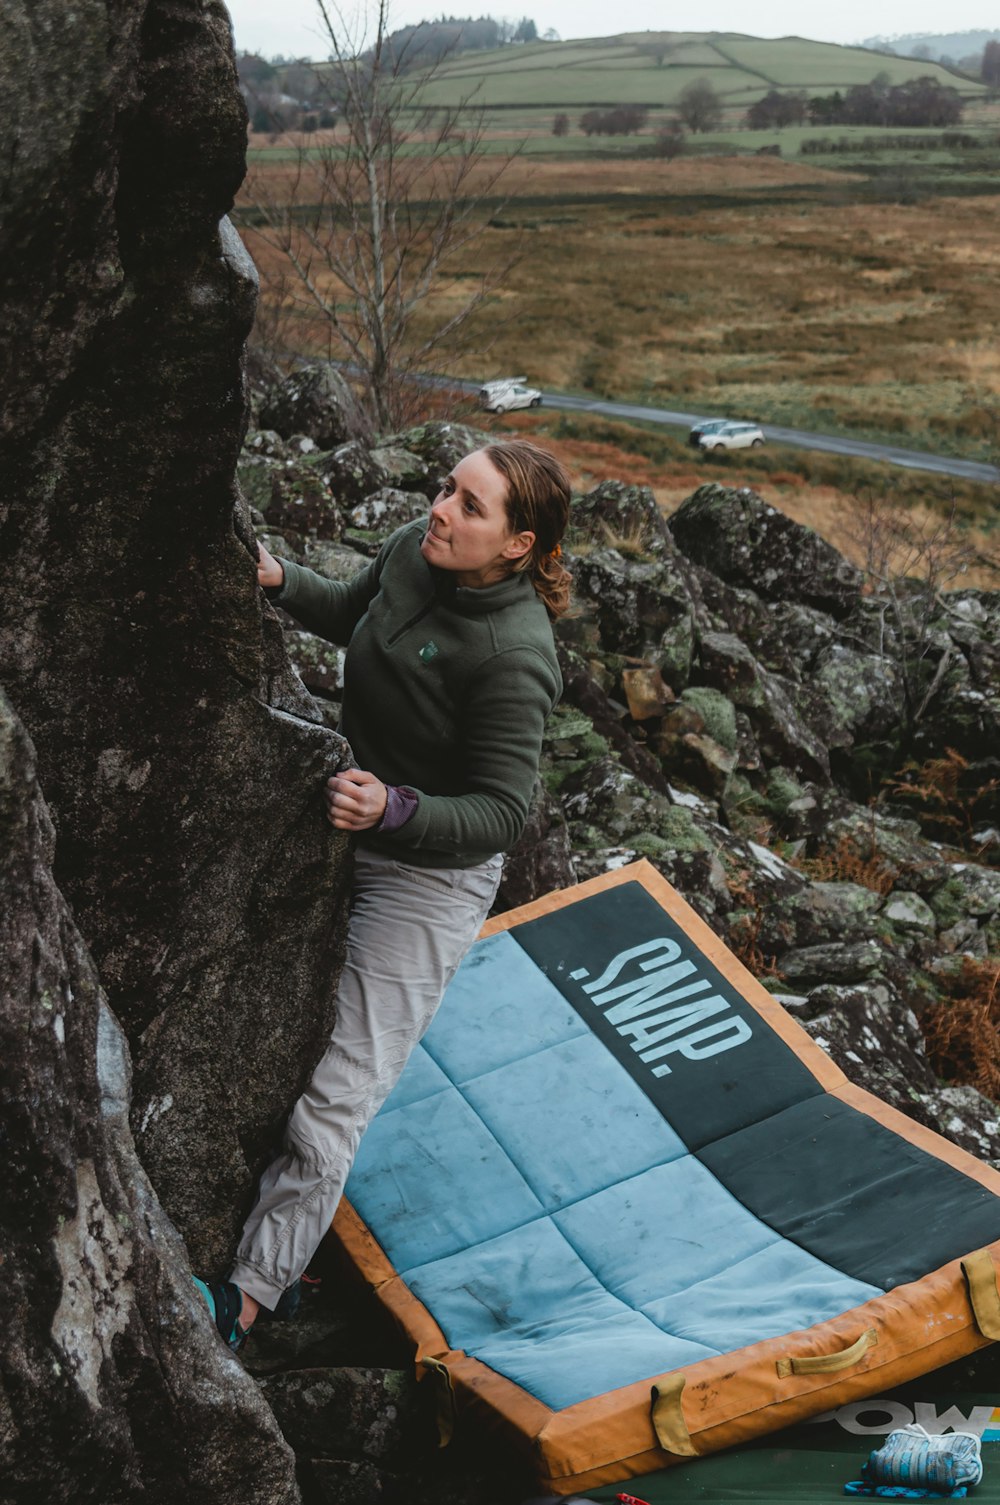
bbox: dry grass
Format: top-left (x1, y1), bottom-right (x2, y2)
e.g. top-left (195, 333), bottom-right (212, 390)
top-left (923, 958), bottom-right (1000, 1097)
top-left (791, 831), bottom-right (897, 896)
top-left (494, 412), bottom-right (1000, 589)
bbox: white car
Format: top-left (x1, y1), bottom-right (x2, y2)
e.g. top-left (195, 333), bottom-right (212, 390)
top-left (697, 421), bottom-right (765, 451)
top-left (479, 377), bottom-right (543, 414)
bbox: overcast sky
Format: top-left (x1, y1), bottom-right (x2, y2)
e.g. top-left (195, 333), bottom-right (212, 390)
top-left (224, 0), bottom-right (996, 60)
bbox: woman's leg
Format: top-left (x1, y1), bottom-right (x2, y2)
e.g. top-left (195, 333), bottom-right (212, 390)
top-left (230, 848), bottom-right (502, 1311)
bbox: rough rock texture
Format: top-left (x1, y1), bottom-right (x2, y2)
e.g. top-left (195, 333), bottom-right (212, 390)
top-left (0, 693), bottom-right (299, 1502)
top-left (669, 483), bottom-right (864, 617)
top-left (258, 362), bottom-right (357, 451)
top-left (0, 0), bottom-right (353, 1271)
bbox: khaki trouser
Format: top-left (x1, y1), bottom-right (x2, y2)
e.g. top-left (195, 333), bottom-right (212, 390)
top-left (230, 846), bottom-right (503, 1310)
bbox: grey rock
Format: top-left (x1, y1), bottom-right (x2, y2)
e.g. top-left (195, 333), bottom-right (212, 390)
top-left (268, 458), bottom-right (344, 540)
top-left (0, 0), bottom-right (356, 1275)
top-left (497, 780), bottom-right (575, 912)
top-left (883, 890), bottom-right (937, 934)
top-left (697, 631), bottom-right (830, 781)
top-left (259, 362), bottom-right (357, 450)
top-left (246, 428), bottom-right (295, 460)
top-left (304, 538), bottom-right (372, 582)
top-left (285, 630), bottom-right (346, 698)
top-left (812, 644), bottom-right (904, 747)
top-left (779, 939), bottom-right (884, 984)
top-left (308, 1459), bottom-right (387, 1505)
top-left (929, 864), bottom-right (1000, 923)
top-left (348, 488), bottom-right (429, 536)
top-left (393, 420), bottom-right (490, 486)
top-left (259, 1367), bottom-right (418, 1460)
top-left (0, 693), bottom-right (299, 1502)
top-left (803, 997), bottom-right (947, 1135)
top-left (319, 440), bottom-right (392, 506)
top-left (370, 445), bottom-right (430, 492)
top-left (917, 1086), bottom-right (1000, 1164)
top-left (669, 484), bottom-right (863, 618)
top-left (571, 548), bottom-right (700, 685)
top-left (570, 479), bottom-right (673, 556)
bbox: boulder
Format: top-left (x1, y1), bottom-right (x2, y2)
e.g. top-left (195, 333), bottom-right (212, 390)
top-left (268, 458), bottom-right (343, 539)
top-left (569, 479), bottom-right (673, 556)
top-left (0, 0), bottom-right (355, 1278)
top-left (285, 630), bottom-right (346, 700)
top-left (497, 780), bottom-right (575, 912)
top-left (394, 421), bottom-right (490, 485)
top-left (669, 484), bottom-right (863, 618)
top-left (259, 1368), bottom-right (418, 1461)
top-left (570, 548), bottom-right (701, 687)
top-left (0, 692), bottom-right (299, 1502)
top-left (697, 631), bottom-right (830, 781)
top-left (778, 939), bottom-right (884, 985)
top-left (370, 444), bottom-right (430, 493)
top-left (347, 488), bottom-right (429, 537)
top-left (318, 440), bottom-right (393, 507)
top-left (258, 362), bottom-right (357, 450)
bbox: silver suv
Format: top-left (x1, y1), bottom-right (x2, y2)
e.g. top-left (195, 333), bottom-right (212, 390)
top-left (479, 378), bottom-right (543, 414)
top-left (696, 421), bottom-right (765, 451)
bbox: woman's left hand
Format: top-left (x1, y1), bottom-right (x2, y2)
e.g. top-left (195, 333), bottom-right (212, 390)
top-left (325, 768), bottom-right (388, 831)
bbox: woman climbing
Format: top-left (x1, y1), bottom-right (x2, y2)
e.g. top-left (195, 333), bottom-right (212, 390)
top-left (196, 438), bottom-right (573, 1349)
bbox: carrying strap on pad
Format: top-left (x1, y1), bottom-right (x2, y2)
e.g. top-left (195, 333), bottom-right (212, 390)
top-left (651, 1374), bottom-right (698, 1456)
top-left (421, 1356), bottom-right (456, 1448)
top-left (962, 1249), bottom-right (1000, 1340)
top-left (776, 1326), bottom-right (878, 1378)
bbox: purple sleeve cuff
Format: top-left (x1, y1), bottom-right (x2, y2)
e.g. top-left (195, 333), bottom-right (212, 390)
top-left (377, 784), bottom-right (419, 833)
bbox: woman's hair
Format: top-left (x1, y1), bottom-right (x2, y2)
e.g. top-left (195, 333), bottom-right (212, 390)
top-left (484, 439), bottom-right (573, 619)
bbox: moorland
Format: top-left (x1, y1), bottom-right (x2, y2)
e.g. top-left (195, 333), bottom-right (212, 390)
top-left (236, 31), bottom-right (1000, 575)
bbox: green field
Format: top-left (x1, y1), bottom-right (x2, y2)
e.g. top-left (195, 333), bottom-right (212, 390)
top-left (398, 31), bottom-right (986, 111)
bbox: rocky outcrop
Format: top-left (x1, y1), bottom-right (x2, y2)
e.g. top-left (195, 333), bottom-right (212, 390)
top-left (0, 693), bottom-right (300, 1502)
top-left (247, 434), bottom-right (999, 1168)
top-left (0, 0), bottom-right (354, 1274)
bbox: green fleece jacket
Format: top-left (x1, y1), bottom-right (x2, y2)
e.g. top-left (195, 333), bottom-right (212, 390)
top-left (271, 519), bottom-right (562, 867)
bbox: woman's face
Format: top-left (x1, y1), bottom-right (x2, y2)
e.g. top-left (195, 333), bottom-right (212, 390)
top-left (420, 450), bottom-right (535, 589)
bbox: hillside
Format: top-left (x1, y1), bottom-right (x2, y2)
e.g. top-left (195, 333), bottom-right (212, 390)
top-left (402, 31), bottom-right (985, 111)
top-left (861, 28), bottom-right (1000, 61)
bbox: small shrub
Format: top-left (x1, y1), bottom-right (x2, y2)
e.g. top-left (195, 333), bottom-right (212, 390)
top-left (922, 958), bottom-right (1000, 1096)
top-left (728, 907), bottom-right (784, 981)
top-left (886, 749), bottom-right (1000, 855)
top-left (792, 831), bottom-right (896, 896)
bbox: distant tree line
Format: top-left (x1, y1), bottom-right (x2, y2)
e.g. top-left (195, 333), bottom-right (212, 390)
top-left (745, 89), bottom-right (808, 128)
top-left (745, 75), bottom-right (963, 130)
top-left (380, 15), bottom-right (542, 70)
top-left (239, 15), bottom-right (550, 134)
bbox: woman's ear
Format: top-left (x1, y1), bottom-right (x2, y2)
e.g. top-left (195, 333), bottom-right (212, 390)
top-left (502, 529), bottom-right (535, 563)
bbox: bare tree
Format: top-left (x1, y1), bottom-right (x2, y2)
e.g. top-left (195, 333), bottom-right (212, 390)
top-left (239, 0), bottom-right (519, 435)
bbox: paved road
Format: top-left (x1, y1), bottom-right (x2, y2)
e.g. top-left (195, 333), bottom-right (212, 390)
top-left (456, 381), bottom-right (1000, 486)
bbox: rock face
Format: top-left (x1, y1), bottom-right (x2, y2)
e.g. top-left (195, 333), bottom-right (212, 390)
top-left (0, 1), bottom-right (353, 1273)
top-left (0, 693), bottom-right (300, 1502)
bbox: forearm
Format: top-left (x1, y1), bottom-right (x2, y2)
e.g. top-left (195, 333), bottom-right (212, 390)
top-left (269, 558), bottom-right (376, 644)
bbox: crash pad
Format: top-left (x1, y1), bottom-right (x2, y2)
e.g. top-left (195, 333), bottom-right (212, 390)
top-left (335, 860), bottom-right (1000, 1494)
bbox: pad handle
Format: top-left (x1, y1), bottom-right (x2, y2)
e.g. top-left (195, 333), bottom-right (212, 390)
top-left (776, 1326), bottom-right (878, 1378)
top-left (421, 1356), bottom-right (455, 1447)
top-left (962, 1249), bottom-right (1000, 1340)
top-left (651, 1374), bottom-right (699, 1456)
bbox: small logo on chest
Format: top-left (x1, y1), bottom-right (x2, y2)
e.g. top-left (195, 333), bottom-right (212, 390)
top-left (419, 640), bottom-right (440, 663)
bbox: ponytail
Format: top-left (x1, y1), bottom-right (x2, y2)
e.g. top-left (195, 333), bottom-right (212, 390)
top-left (484, 440), bottom-right (573, 620)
